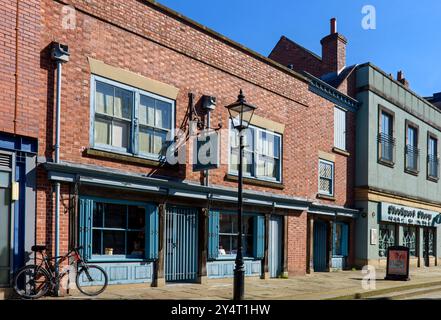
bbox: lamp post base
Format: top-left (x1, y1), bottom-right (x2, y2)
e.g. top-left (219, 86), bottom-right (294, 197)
top-left (233, 267), bottom-right (245, 300)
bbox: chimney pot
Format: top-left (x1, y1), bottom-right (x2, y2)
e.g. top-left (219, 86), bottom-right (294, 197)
top-left (397, 70), bottom-right (404, 81)
top-left (330, 18), bottom-right (337, 34)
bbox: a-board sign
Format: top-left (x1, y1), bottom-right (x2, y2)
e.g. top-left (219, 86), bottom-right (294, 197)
top-left (385, 246), bottom-right (410, 281)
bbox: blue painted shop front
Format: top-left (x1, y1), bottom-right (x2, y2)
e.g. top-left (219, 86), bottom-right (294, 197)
top-left (0, 133), bottom-right (37, 287)
top-left (78, 197), bottom-right (158, 285)
top-left (313, 219), bottom-right (349, 272)
top-left (206, 210), bottom-right (264, 279)
top-left (78, 199), bottom-right (265, 283)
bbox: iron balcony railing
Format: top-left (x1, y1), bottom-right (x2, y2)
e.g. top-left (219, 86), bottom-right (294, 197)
top-left (405, 144), bottom-right (420, 172)
top-left (378, 133), bottom-right (395, 163)
top-left (428, 155), bottom-right (439, 179)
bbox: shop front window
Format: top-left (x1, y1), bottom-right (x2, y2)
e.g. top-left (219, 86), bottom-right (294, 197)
top-left (379, 224), bottom-right (395, 258)
top-left (333, 222), bottom-right (349, 257)
top-left (403, 226), bottom-right (417, 257)
top-left (92, 202), bottom-right (146, 258)
top-left (218, 213), bottom-right (254, 257)
top-left (80, 198), bottom-right (158, 261)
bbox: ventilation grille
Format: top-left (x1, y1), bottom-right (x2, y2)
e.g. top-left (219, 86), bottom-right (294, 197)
top-left (0, 153), bottom-right (12, 170)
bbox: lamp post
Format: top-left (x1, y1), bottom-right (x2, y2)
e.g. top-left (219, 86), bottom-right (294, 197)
top-left (225, 89), bottom-right (257, 300)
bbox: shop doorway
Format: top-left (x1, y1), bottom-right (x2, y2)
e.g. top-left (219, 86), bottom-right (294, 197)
top-left (313, 220), bottom-right (328, 272)
top-left (0, 152), bottom-right (12, 286)
top-left (165, 206), bottom-right (198, 282)
top-left (423, 228), bottom-right (435, 267)
top-left (269, 215), bottom-right (283, 278)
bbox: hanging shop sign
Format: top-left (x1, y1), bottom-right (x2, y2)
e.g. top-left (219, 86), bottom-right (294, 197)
top-left (380, 202), bottom-right (441, 227)
top-left (385, 246), bottom-right (410, 281)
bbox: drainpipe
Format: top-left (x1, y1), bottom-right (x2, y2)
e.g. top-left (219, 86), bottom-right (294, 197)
top-left (51, 43), bottom-right (70, 295)
top-left (13, 0), bottom-right (20, 134)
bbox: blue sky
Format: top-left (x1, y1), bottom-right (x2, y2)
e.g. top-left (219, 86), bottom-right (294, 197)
top-left (158, 0), bottom-right (440, 97)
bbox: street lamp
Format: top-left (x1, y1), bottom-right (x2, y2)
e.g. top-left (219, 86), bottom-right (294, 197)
top-left (225, 89), bottom-right (257, 300)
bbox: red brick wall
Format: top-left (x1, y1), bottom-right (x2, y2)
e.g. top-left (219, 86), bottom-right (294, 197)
top-left (0, 0), bottom-right (41, 138)
top-left (269, 37), bottom-right (324, 78)
top-left (32, 0), bottom-right (356, 275)
top-left (287, 213), bottom-right (307, 276)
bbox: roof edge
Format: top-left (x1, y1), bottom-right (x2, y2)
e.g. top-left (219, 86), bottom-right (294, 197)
top-left (142, 0), bottom-right (309, 83)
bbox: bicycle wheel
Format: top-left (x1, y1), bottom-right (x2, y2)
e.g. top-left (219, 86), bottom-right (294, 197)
top-left (13, 265), bottom-right (51, 299)
top-left (76, 265), bottom-right (108, 296)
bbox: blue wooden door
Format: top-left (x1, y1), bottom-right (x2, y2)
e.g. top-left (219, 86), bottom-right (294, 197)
top-left (313, 220), bottom-right (328, 272)
top-left (0, 152), bottom-right (12, 286)
top-left (165, 206), bottom-right (198, 282)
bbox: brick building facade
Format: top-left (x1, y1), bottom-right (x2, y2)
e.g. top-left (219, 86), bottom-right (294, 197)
top-left (1, 0), bottom-right (358, 290)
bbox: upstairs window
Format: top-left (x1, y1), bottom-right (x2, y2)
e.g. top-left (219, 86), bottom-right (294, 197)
top-left (318, 159), bottom-right (334, 197)
top-left (334, 107), bottom-right (346, 151)
top-left (405, 122), bottom-right (419, 174)
top-left (94, 81), bottom-right (133, 151)
top-left (378, 108), bottom-right (395, 165)
top-left (229, 123), bottom-right (282, 182)
top-left (428, 134), bottom-right (439, 180)
top-left (92, 76), bottom-right (174, 160)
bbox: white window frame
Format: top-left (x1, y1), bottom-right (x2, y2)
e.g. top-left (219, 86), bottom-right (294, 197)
top-left (228, 121), bottom-right (283, 183)
top-left (334, 106), bottom-right (347, 151)
top-left (318, 159), bottom-right (335, 196)
top-left (90, 75), bottom-right (175, 161)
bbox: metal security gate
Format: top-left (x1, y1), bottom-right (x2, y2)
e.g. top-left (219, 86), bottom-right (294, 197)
top-left (269, 215), bottom-right (283, 278)
top-left (313, 220), bottom-right (328, 272)
top-left (165, 206), bottom-right (198, 282)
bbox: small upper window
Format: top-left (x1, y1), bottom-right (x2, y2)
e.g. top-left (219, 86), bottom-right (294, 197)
top-left (428, 134), bottom-right (439, 180)
top-left (334, 107), bottom-right (346, 151)
top-left (318, 159), bottom-right (334, 196)
top-left (378, 109), bottom-right (395, 164)
top-left (405, 123), bottom-right (419, 173)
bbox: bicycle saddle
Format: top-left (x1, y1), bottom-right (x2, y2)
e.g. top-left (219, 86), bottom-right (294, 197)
top-left (31, 245), bottom-right (47, 252)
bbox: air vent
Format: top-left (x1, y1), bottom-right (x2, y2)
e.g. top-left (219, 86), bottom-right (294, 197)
top-left (0, 153), bottom-right (12, 170)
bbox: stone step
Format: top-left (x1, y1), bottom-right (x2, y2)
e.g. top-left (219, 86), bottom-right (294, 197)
top-left (366, 285), bottom-right (441, 300)
top-left (330, 280), bottom-right (441, 300)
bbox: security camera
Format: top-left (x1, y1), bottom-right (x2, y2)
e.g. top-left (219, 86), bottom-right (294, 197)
top-left (51, 43), bottom-right (70, 63)
top-left (202, 95), bottom-right (216, 111)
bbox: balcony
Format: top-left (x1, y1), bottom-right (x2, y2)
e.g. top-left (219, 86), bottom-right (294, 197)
top-left (405, 144), bottom-right (419, 174)
top-left (378, 133), bottom-right (395, 166)
top-left (427, 155), bottom-right (439, 181)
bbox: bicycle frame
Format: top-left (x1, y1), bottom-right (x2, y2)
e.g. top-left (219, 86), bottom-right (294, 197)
top-left (35, 248), bottom-right (89, 289)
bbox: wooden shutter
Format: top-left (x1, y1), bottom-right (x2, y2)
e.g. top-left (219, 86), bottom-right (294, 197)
top-left (334, 107), bottom-right (346, 150)
top-left (253, 215), bottom-right (265, 259)
top-left (79, 198), bottom-right (93, 260)
top-left (208, 210), bottom-right (219, 260)
top-left (341, 223), bottom-right (349, 257)
top-left (146, 204), bottom-right (159, 260)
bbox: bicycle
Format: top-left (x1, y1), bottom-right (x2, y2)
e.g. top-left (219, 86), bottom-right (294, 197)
top-left (13, 245), bottom-right (108, 299)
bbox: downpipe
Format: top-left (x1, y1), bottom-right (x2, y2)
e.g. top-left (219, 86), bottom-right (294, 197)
top-left (51, 43), bottom-right (70, 296)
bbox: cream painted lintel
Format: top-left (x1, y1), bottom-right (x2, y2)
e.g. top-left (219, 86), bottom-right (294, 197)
top-left (88, 57), bottom-right (179, 100)
top-left (251, 114), bottom-right (285, 134)
top-left (356, 188), bottom-right (441, 212)
top-left (318, 151), bottom-right (335, 162)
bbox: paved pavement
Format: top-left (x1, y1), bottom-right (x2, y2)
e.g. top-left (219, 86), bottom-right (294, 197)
top-left (43, 266), bottom-right (441, 300)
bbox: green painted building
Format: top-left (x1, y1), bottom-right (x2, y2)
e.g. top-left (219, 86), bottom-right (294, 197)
top-left (355, 63), bottom-right (441, 268)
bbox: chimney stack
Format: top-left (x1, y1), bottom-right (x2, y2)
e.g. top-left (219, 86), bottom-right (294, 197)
top-left (330, 18), bottom-right (337, 34)
top-left (321, 18), bottom-right (347, 75)
top-left (397, 70), bottom-right (409, 88)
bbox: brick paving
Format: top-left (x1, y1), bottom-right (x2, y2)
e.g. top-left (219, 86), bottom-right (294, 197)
top-left (47, 267), bottom-right (441, 300)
